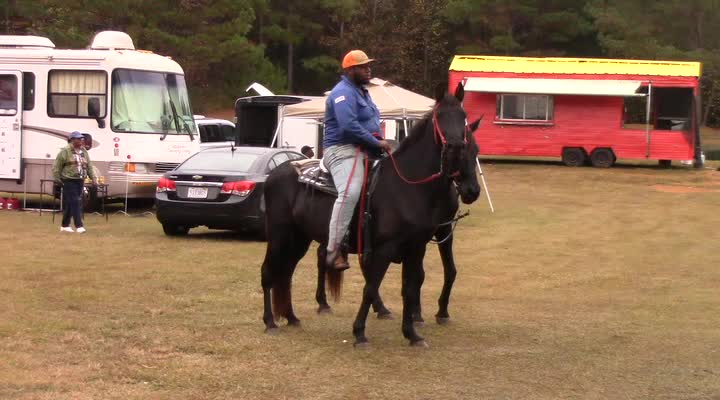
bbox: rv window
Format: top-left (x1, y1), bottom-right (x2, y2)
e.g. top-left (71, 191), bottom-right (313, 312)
top-left (23, 72), bottom-right (35, 111)
top-left (497, 94), bottom-right (553, 122)
top-left (111, 69), bottom-right (197, 135)
top-left (48, 70), bottom-right (107, 118)
top-left (0, 75), bottom-right (18, 115)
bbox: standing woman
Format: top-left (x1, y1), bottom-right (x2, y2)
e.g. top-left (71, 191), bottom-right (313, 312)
top-left (52, 131), bottom-right (97, 233)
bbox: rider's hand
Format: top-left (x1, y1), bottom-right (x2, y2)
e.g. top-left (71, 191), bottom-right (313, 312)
top-left (377, 140), bottom-right (393, 154)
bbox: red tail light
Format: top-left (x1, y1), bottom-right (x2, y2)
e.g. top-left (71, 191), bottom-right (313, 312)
top-left (156, 177), bottom-right (176, 192)
top-left (221, 180), bottom-right (256, 196)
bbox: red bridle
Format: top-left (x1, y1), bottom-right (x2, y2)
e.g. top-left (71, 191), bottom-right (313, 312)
top-left (388, 107), bottom-right (469, 185)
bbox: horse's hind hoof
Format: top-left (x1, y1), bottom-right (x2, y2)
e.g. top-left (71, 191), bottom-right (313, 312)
top-left (317, 306), bottom-right (332, 315)
top-left (354, 341), bottom-right (371, 350)
top-left (265, 327), bottom-right (280, 336)
top-left (410, 339), bottom-right (430, 348)
top-left (436, 316), bottom-right (450, 325)
top-left (376, 311), bottom-right (394, 320)
top-left (287, 320), bottom-right (301, 327)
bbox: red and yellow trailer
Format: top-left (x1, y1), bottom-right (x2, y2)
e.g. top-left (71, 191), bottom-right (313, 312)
top-left (449, 55), bottom-right (703, 167)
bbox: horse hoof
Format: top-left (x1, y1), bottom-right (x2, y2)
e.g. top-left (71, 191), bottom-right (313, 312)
top-left (317, 306), bottom-right (332, 315)
top-left (377, 312), bottom-right (394, 320)
top-left (436, 316), bottom-right (450, 325)
top-left (410, 339), bottom-right (430, 348)
top-left (354, 341), bottom-right (371, 350)
top-left (265, 327), bottom-right (280, 336)
top-left (287, 320), bottom-right (301, 327)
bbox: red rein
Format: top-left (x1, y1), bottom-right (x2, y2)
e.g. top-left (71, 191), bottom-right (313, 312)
top-left (387, 108), bottom-right (467, 184)
top-left (358, 109), bottom-right (468, 263)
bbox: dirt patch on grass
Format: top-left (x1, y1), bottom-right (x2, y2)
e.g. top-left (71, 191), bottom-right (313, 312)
top-left (2, 164), bottom-right (720, 399)
top-left (653, 184), bottom-right (720, 193)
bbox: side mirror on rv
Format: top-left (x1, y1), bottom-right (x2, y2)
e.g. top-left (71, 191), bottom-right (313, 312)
top-left (87, 98), bottom-right (105, 129)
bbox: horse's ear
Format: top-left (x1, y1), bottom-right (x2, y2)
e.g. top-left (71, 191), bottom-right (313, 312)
top-left (454, 82), bottom-right (465, 103)
top-left (468, 115), bottom-right (483, 132)
top-left (434, 83), bottom-right (446, 104)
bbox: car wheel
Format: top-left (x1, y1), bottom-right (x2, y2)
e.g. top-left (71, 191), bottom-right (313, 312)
top-left (163, 224), bottom-right (190, 236)
top-left (561, 147), bottom-right (587, 167)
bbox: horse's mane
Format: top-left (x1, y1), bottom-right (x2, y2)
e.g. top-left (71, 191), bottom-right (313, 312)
top-left (391, 115), bottom-right (431, 157)
top-left (392, 94), bottom-right (462, 157)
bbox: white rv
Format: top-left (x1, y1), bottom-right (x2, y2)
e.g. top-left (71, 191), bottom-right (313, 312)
top-left (0, 31), bottom-right (199, 199)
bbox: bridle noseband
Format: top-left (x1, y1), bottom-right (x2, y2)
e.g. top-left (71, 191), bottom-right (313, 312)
top-left (387, 105), bottom-right (471, 185)
top-left (431, 107), bottom-right (469, 180)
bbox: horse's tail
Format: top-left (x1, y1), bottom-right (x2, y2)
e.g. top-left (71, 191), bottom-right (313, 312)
top-left (326, 268), bottom-right (344, 302)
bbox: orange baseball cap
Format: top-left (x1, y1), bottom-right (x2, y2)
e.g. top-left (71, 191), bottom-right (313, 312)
top-left (342, 50), bottom-right (375, 69)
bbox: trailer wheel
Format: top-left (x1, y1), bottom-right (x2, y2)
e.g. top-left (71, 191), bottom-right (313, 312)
top-left (658, 160), bottom-right (672, 168)
top-left (590, 148), bottom-right (615, 168)
top-left (163, 224), bottom-right (190, 236)
top-left (561, 148), bottom-right (587, 167)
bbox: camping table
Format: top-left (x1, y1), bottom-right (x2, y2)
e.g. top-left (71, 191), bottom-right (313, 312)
top-left (39, 179), bottom-right (109, 222)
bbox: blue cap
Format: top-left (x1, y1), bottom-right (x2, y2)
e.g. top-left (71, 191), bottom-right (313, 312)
top-left (69, 131), bottom-right (84, 139)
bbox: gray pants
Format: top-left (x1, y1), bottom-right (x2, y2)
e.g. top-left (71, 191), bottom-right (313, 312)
top-left (324, 144), bottom-right (366, 252)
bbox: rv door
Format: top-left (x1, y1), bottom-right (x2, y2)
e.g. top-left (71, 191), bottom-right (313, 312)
top-left (0, 71), bottom-right (22, 180)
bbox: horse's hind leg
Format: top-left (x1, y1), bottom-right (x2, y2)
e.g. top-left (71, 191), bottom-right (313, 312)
top-left (372, 292), bottom-right (394, 319)
top-left (261, 252), bottom-right (279, 334)
top-left (435, 224), bottom-right (456, 325)
top-left (283, 234), bottom-right (312, 326)
top-left (315, 246), bottom-right (332, 314)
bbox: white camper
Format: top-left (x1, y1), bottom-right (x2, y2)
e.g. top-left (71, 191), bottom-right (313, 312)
top-left (0, 31), bottom-right (199, 199)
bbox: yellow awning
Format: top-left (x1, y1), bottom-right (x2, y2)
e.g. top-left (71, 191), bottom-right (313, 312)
top-left (464, 77), bottom-right (646, 97)
top-left (450, 55), bottom-right (702, 77)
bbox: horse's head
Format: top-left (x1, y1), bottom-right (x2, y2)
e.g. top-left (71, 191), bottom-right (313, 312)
top-left (433, 82), bottom-right (482, 204)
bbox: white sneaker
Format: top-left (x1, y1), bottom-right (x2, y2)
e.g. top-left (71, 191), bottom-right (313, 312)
top-left (60, 226), bottom-right (74, 233)
top-left (76, 227), bottom-right (87, 234)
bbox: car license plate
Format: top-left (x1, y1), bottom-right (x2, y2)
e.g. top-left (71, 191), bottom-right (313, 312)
top-left (187, 187), bottom-right (208, 199)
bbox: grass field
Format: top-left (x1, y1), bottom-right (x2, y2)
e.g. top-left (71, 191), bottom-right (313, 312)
top-left (2, 161), bottom-right (720, 399)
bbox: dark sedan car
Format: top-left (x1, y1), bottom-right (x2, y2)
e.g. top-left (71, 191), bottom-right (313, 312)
top-left (156, 146), bottom-right (306, 237)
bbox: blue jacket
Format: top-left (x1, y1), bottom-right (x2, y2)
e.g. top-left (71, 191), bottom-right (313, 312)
top-left (323, 76), bottom-right (381, 149)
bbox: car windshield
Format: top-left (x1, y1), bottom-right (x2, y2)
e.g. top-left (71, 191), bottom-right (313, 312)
top-left (179, 150), bottom-right (259, 172)
top-left (111, 69), bottom-right (197, 135)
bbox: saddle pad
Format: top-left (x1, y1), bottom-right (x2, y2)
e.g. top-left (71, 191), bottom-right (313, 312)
top-left (291, 159), bottom-right (338, 196)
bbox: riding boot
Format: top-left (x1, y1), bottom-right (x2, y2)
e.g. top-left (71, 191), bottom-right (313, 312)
top-left (326, 248), bottom-right (350, 271)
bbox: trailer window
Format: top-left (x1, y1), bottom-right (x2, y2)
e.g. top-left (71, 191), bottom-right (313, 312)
top-left (0, 75), bottom-right (18, 115)
top-left (497, 94), bottom-right (553, 122)
top-left (48, 70), bottom-right (107, 118)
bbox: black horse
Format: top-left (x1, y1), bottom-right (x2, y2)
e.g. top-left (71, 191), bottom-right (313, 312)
top-left (261, 83), bottom-right (481, 346)
top-left (312, 185), bottom-right (465, 326)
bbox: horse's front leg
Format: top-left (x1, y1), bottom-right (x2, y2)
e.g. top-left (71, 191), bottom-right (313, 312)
top-left (435, 223), bottom-right (456, 325)
top-left (315, 246), bottom-right (332, 314)
top-left (402, 246), bottom-right (428, 347)
top-left (352, 256), bottom-right (391, 347)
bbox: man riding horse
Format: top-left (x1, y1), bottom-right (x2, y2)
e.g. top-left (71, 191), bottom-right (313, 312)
top-left (323, 50), bottom-right (393, 271)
